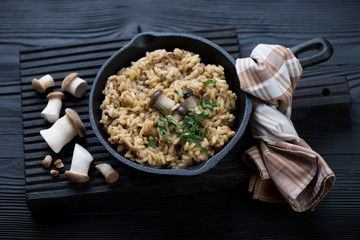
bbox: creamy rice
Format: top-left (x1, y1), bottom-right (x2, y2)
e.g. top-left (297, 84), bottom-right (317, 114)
top-left (100, 48), bottom-right (237, 169)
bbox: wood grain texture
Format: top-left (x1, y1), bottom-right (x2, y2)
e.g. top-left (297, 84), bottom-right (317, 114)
top-left (292, 76), bottom-right (351, 120)
top-left (0, 0), bottom-right (360, 239)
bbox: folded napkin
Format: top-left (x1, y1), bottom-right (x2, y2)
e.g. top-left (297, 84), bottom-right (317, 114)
top-left (236, 44), bottom-right (335, 212)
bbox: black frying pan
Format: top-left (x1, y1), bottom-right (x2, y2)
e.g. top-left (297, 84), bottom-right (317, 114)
top-left (89, 32), bottom-right (333, 175)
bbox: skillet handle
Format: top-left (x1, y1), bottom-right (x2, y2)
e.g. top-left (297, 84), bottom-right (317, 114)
top-left (289, 37), bottom-right (333, 68)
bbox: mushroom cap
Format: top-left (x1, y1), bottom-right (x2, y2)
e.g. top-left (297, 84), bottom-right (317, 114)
top-left (61, 72), bottom-right (79, 91)
top-left (65, 108), bottom-right (86, 138)
top-left (149, 89), bottom-right (163, 107)
top-left (64, 170), bottom-right (89, 183)
top-left (32, 78), bottom-right (46, 93)
top-left (182, 88), bottom-right (193, 99)
top-left (46, 91), bottom-right (64, 99)
top-left (176, 105), bottom-right (188, 116)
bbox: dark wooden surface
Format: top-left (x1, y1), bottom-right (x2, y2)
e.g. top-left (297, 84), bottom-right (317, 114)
top-left (1, 0), bottom-right (360, 239)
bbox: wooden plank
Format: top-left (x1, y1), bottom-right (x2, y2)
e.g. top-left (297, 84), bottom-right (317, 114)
top-left (292, 76), bottom-right (351, 120)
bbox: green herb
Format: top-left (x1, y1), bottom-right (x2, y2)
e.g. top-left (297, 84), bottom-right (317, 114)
top-left (169, 117), bottom-right (181, 128)
top-left (182, 88), bottom-right (191, 96)
top-left (203, 79), bottom-right (217, 87)
top-left (157, 119), bottom-right (169, 141)
top-left (166, 107), bottom-right (173, 114)
top-left (160, 107), bottom-right (172, 115)
top-left (148, 138), bottom-right (157, 149)
top-left (199, 95), bottom-right (220, 112)
top-left (188, 136), bottom-right (208, 152)
top-left (157, 96), bottom-right (219, 152)
top-left (183, 115), bottom-right (195, 125)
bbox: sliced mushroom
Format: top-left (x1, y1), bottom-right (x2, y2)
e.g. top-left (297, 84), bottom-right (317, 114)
top-left (41, 91), bottom-right (64, 123)
top-left (150, 90), bottom-right (175, 115)
top-left (65, 144), bottom-right (93, 183)
top-left (32, 74), bottom-right (55, 93)
top-left (50, 169), bottom-right (60, 177)
top-left (95, 163), bottom-right (119, 184)
top-left (182, 88), bottom-right (198, 109)
top-left (40, 108), bottom-right (86, 153)
top-left (172, 105), bottom-right (188, 121)
top-left (61, 72), bottom-right (88, 98)
top-left (41, 155), bottom-right (53, 168)
top-left (54, 159), bottom-right (64, 168)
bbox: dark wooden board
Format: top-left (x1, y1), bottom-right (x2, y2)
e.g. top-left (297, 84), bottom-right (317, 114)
top-left (292, 76), bottom-right (351, 120)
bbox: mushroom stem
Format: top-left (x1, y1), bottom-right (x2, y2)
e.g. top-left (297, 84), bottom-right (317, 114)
top-left (183, 88), bottom-right (198, 109)
top-left (65, 144), bottom-right (93, 183)
top-left (32, 74), bottom-right (55, 93)
top-left (184, 97), bottom-right (198, 109)
top-left (150, 90), bottom-right (175, 115)
top-left (41, 92), bottom-right (64, 123)
top-left (172, 112), bottom-right (183, 122)
top-left (40, 108), bottom-right (86, 153)
top-left (95, 163), bottom-right (119, 184)
top-left (61, 72), bottom-right (88, 98)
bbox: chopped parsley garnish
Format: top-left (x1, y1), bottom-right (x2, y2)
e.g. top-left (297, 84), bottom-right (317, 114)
top-left (157, 95), bottom-right (220, 152)
top-left (157, 118), bottom-right (169, 141)
top-left (198, 95), bottom-right (220, 112)
top-left (166, 106), bottom-right (173, 113)
top-left (169, 117), bottom-right (181, 128)
top-left (148, 138), bottom-right (157, 149)
top-left (160, 107), bottom-right (173, 115)
top-left (180, 109), bottom-right (209, 152)
top-left (203, 78), bottom-right (217, 87)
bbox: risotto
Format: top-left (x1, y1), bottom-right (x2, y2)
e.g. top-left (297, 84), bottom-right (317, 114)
top-left (100, 48), bottom-right (237, 169)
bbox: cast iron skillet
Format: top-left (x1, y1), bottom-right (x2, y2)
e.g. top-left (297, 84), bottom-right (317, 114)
top-left (89, 32), bottom-right (333, 176)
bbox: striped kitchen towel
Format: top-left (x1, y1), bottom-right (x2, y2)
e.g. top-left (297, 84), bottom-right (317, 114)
top-left (236, 44), bottom-right (335, 212)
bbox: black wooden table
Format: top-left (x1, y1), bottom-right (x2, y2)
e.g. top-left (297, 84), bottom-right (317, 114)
top-left (1, 0), bottom-right (359, 239)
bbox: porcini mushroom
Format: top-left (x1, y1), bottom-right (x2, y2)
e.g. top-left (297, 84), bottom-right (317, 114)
top-left (40, 108), bottom-right (86, 153)
top-left (95, 163), bottom-right (119, 184)
top-left (32, 74), bottom-right (55, 93)
top-left (61, 72), bottom-right (88, 98)
top-left (150, 90), bottom-right (175, 115)
top-left (172, 105), bottom-right (188, 121)
top-left (183, 88), bottom-right (198, 109)
top-left (65, 143), bottom-right (93, 183)
top-left (41, 91), bottom-right (64, 123)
